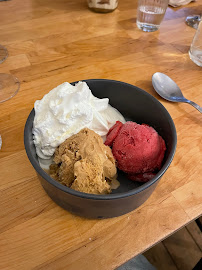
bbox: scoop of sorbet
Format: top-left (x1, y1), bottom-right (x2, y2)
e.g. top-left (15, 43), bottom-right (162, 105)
top-left (105, 121), bottom-right (166, 182)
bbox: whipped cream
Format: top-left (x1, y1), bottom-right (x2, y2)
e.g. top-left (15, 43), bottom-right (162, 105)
top-left (33, 81), bottom-right (125, 163)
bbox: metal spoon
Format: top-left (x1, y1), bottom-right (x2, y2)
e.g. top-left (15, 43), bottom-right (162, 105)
top-left (152, 72), bottom-right (202, 113)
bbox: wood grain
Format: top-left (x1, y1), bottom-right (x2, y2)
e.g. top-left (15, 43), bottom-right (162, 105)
top-left (32, 195), bottom-right (189, 270)
top-left (172, 178), bottom-right (202, 220)
top-left (0, 0), bottom-right (202, 269)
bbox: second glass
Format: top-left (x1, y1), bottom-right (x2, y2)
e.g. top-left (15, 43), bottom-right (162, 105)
top-left (87, 0), bottom-right (118, 13)
top-left (136, 0), bottom-right (169, 32)
top-left (189, 20), bottom-right (202, 67)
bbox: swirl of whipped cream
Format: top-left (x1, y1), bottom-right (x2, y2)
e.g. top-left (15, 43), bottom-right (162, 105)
top-left (33, 81), bottom-right (125, 161)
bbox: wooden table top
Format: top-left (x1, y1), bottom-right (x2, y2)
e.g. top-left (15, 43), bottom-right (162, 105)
top-left (0, 0), bottom-right (201, 269)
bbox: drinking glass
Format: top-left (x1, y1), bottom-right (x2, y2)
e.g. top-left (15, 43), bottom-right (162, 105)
top-left (87, 0), bottom-right (118, 13)
top-left (136, 0), bottom-right (169, 32)
top-left (0, 45), bottom-right (8, 64)
top-left (189, 20), bottom-right (202, 67)
top-left (0, 45), bottom-right (20, 103)
top-left (0, 73), bottom-right (20, 103)
top-left (0, 44), bottom-right (20, 151)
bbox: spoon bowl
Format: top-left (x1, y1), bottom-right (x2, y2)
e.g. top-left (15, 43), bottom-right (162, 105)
top-left (152, 72), bottom-right (202, 113)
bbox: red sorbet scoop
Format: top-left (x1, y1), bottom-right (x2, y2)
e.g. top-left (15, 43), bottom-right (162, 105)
top-left (106, 121), bottom-right (166, 182)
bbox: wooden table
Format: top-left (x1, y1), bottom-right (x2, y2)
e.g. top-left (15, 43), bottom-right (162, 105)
top-left (0, 1), bottom-right (201, 269)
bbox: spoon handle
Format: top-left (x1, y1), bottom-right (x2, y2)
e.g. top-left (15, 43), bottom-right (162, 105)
top-left (185, 99), bottom-right (202, 113)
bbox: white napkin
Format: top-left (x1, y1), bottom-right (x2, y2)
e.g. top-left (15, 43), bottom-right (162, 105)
top-left (169, 0), bottom-right (195, 7)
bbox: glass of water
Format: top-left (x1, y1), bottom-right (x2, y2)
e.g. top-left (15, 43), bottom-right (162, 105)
top-left (189, 20), bottom-right (202, 67)
top-left (136, 0), bottom-right (169, 32)
top-left (87, 0), bottom-right (118, 13)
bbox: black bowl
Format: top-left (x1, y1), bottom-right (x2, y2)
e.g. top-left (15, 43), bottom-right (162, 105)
top-left (24, 79), bottom-right (177, 219)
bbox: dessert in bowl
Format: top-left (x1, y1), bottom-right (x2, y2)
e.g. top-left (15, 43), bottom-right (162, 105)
top-left (24, 79), bottom-right (177, 219)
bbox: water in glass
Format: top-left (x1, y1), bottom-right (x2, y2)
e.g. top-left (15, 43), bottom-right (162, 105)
top-left (136, 0), bottom-right (169, 32)
top-left (189, 20), bottom-right (202, 67)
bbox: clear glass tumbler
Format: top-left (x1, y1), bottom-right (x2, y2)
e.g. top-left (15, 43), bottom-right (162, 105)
top-left (0, 45), bottom-right (8, 64)
top-left (87, 0), bottom-right (118, 13)
top-left (136, 0), bottom-right (169, 32)
top-left (189, 20), bottom-right (202, 67)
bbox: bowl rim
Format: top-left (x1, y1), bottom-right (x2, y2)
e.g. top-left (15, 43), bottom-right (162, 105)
top-left (24, 79), bottom-right (177, 201)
